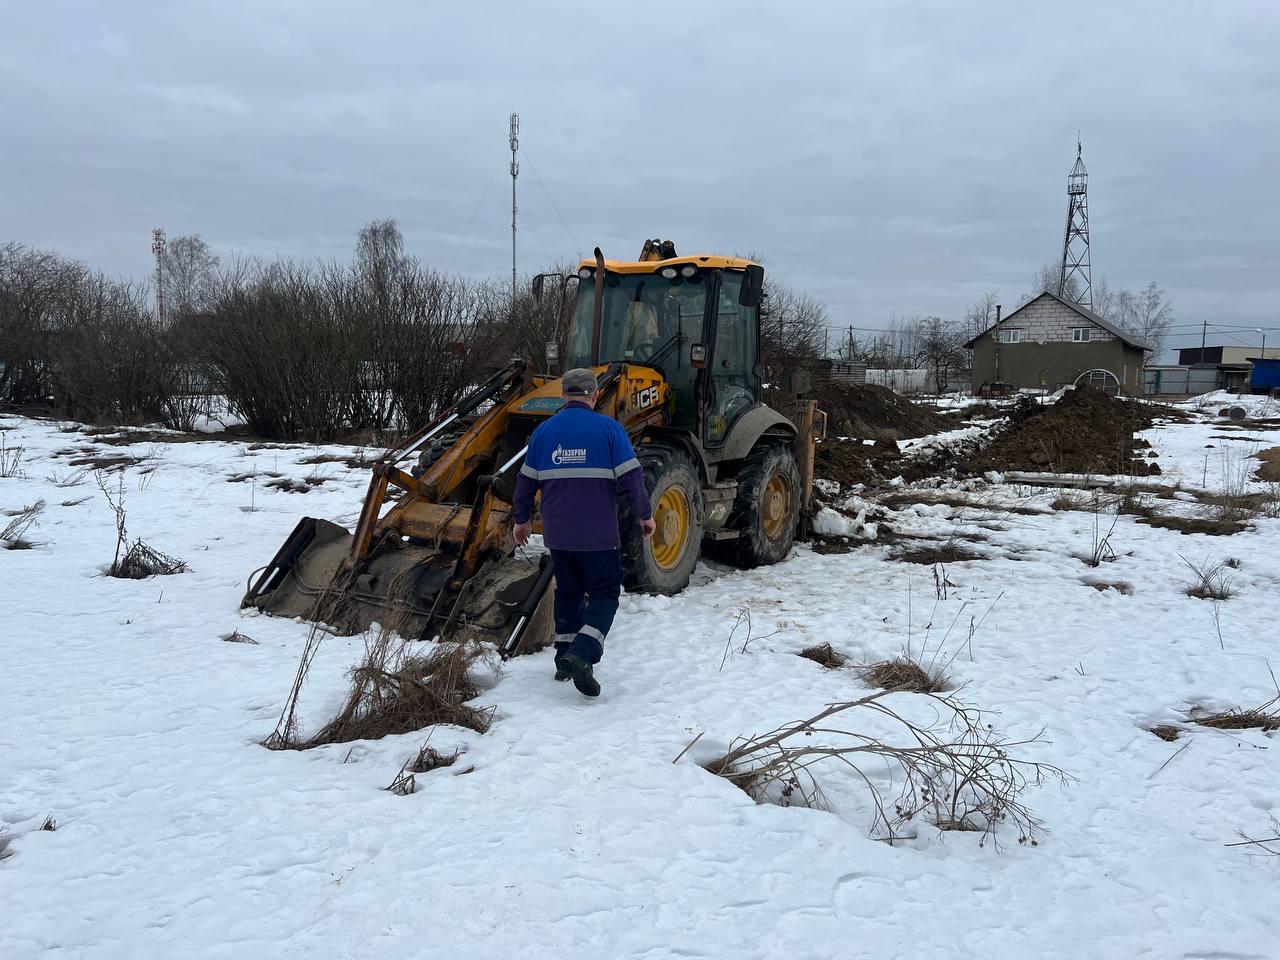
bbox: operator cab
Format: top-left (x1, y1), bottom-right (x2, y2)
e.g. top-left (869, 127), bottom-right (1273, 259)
top-left (562, 245), bottom-right (765, 451)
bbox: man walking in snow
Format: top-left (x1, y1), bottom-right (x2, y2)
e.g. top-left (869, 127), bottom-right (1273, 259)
top-left (512, 368), bottom-right (655, 698)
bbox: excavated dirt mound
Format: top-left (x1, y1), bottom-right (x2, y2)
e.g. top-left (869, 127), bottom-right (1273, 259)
top-left (963, 388), bottom-right (1158, 476)
top-left (812, 382), bottom-right (951, 441)
top-left (1255, 447), bottom-right (1280, 482)
top-left (814, 438), bottom-right (901, 487)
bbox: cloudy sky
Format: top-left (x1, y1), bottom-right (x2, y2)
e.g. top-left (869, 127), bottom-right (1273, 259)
top-left (3, 1), bottom-right (1277, 357)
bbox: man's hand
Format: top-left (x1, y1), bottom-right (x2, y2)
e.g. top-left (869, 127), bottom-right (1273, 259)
top-left (513, 521), bottom-right (533, 546)
top-left (640, 518), bottom-right (656, 539)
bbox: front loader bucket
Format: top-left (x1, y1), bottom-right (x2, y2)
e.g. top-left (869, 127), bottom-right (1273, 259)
top-left (242, 517), bottom-right (558, 653)
top-left (242, 517), bottom-right (449, 636)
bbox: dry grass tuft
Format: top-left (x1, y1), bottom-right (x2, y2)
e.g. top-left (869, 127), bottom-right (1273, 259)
top-left (40, 815), bottom-right (56, 831)
top-left (1180, 555), bottom-right (1237, 601)
top-left (299, 450), bottom-right (376, 469)
top-left (861, 657), bottom-right (947, 693)
top-left (222, 630), bottom-right (259, 645)
top-left (0, 435), bottom-right (24, 478)
top-left (110, 540), bottom-right (188, 578)
top-left (1, 504), bottom-right (45, 547)
top-left (1150, 725), bottom-right (1181, 742)
top-left (301, 630), bottom-right (494, 748)
top-left (410, 743), bottom-right (462, 773)
top-left (68, 451), bottom-right (147, 471)
top-left (385, 740), bottom-right (464, 796)
top-left (798, 642), bottom-right (848, 669)
top-left (1051, 491), bottom-right (1089, 512)
top-left (266, 470), bottom-right (331, 494)
top-left (2, 499), bottom-right (45, 549)
top-left (1194, 697), bottom-right (1280, 732)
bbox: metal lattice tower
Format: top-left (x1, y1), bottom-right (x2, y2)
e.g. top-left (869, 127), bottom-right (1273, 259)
top-left (151, 227), bottom-right (167, 323)
top-left (509, 113), bottom-right (519, 319)
top-left (1058, 140), bottom-right (1092, 309)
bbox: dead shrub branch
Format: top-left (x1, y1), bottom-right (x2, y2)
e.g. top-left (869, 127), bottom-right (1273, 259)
top-left (707, 689), bottom-right (1065, 849)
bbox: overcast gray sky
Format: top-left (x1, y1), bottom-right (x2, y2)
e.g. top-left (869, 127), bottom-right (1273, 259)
top-left (3, 1), bottom-right (1278, 357)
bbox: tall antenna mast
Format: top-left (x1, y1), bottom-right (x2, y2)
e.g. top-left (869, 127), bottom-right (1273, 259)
top-left (1058, 138), bottom-right (1092, 310)
top-left (509, 112), bottom-right (519, 320)
top-left (152, 227), bottom-right (167, 322)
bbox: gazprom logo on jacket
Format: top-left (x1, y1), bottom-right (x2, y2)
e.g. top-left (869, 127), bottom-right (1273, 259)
top-left (551, 444), bottom-right (588, 465)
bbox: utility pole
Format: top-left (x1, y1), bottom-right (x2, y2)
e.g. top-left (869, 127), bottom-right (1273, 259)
top-left (1200, 318), bottom-right (1207, 362)
top-left (509, 113), bottom-right (519, 323)
top-left (152, 227), bottom-right (166, 323)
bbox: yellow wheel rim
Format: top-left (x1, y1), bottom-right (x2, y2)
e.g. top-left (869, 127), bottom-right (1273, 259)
top-left (761, 473), bottom-right (792, 539)
top-left (652, 486), bottom-right (691, 570)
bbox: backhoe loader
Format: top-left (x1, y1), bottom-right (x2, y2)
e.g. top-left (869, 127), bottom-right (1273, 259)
top-left (242, 241), bottom-right (825, 654)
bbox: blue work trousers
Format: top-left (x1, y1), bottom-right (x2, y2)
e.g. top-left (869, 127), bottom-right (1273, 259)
top-left (551, 548), bottom-right (622, 665)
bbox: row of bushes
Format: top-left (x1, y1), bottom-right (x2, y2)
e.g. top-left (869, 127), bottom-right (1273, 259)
top-left (0, 225), bottom-right (572, 440)
top-left (2, 222), bottom-right (830, 441)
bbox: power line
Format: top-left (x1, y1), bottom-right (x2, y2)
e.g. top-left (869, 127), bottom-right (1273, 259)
top-left (519, 144), bottom-right (581, 259)
top-left (443, 165), bottom-right (505, 276)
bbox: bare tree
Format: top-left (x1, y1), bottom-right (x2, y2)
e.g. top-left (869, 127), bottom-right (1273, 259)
top-left (161, 234), bottom-right (220, 318)
top-left (760, 280), bottom-right (828, 367)
top-left (1116, 282), bottom-right (1173, 357)
top-left (1023, 263), bottom-right (1080, 306)
top-left (0, 243), bottom-right (85, 406)
top-left (963, 291), bottom-right (1001, 341)
top-left (1090, 276), bottom-right (1117, 321)
top-left (918, 316), bottom-right (968, 392)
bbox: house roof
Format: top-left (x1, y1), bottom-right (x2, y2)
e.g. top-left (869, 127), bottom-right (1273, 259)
top-left (963, 290), bottom-right (1149, 350)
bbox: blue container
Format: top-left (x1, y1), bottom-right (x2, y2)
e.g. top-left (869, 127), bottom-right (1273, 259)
top-left (1250, 357), bottom-right (1280, 390)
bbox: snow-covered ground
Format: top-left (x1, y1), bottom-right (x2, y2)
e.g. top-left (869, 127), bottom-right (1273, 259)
top-left (3, 406), bottom-right (1280, 959)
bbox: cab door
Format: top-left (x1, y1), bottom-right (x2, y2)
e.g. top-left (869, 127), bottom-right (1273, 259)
top-left (703, 272), bottom-right (761, 449)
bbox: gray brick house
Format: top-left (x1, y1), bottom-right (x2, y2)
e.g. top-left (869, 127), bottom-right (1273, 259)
top-left (964, 291), bottom-right (1147, 393)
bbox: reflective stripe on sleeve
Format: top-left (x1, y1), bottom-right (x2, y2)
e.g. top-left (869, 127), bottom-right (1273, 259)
top-left (613, 457), bottom-right (641, 478)
top-left (519, 463), bottom-right (540, 479)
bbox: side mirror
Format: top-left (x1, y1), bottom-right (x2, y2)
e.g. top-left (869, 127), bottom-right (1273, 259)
top-left (531, 274), bottom-right (546, 304)
top-left (739, 264), bottom-right (765, 307)
top-left (545, 341), bottom-right (561, 371)
top-left (690, 343), bottom-right (709, 369)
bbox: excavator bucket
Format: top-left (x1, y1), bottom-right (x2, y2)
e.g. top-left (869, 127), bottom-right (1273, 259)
top-left (240, 360), bottom-right (563, 656)
top-left (243, 512), bottom-right (558, 653)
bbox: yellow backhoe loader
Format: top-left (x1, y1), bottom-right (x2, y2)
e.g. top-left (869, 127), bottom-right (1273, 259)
top-left (242, 241), bottom-right (825, 654)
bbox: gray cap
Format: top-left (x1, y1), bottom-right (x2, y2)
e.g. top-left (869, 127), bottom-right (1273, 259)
top-left (562, 367), bottom-right (599, 396)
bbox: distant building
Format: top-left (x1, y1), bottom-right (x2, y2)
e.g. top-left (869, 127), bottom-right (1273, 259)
top-left (964, 291), bottom-right (1147, 394)
top-left (1176, 345), bottom-right (1277, 393)
top-left (773, 358), bottom-right (866, 396)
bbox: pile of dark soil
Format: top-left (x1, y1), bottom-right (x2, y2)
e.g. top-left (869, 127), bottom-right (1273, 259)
top-left (892, 541), bottom-right (985, 564)
top-left (962, 388), bottom-right (1159, 476)
top-left (814, 438), bottom-right (902, 487)
top-left (1255, 447), bottom-right (1280, 482)
top-left (812, 382), bottom-right (951, 441)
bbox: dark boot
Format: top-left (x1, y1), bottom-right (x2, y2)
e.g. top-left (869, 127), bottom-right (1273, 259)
top-left (558, 653), bottom-right (601, 698)
top-left (553, 643), bottom-right (570, 681)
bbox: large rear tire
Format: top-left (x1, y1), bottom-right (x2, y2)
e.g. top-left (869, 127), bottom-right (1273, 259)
top-left (620, 446), bottom-right (704, 595)
top-left (719, 443), bottom-right (801, 568)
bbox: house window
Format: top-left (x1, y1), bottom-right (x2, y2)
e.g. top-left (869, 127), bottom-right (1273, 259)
top-left (1073, 328), bottom-right (1091, 342)
top-left (1000, 328), bottom-right (1021, 344)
